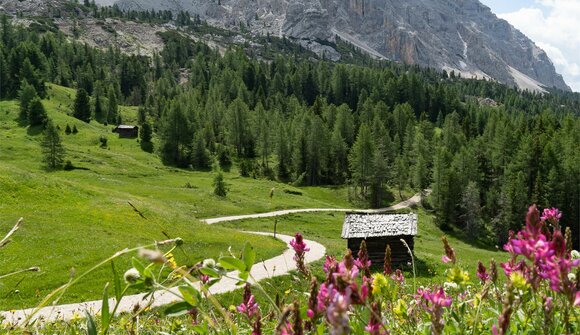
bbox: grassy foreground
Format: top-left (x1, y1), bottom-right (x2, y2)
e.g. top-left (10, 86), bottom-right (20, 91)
top-left (0, 84), bottom-right (350, 309)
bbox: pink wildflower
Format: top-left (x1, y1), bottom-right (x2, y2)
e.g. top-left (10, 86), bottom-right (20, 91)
top-left (441, 236), bottom-right (456, 264)
top-left (416, 287), bottom-right (452, 335)
top-left (326, 288), bottom-right (351, 335)
top-left (290, 233), bottom-right (310, 276)
top-left (365, 302), bottom-right (388, 335)
top-left (391, 269), bottom-right (405, 284)
top-left (324, 255), bottom-right (338, 274)
top-left (237, 284), bottom-right (259, 319)
top-left (541, 208), bottom-right (562, 223)
top-left (477, 261), bottom-right (490, 283)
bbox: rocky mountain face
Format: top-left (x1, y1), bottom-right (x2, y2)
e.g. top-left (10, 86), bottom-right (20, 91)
top-left (105, 0), bottom-right (570, 92)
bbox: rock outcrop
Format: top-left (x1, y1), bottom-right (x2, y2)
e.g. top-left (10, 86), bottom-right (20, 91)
top-left (107, 0), bottom-right (570, 92)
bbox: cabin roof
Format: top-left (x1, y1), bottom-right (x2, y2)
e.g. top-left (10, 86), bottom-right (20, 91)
top-left (341, 213), bottom-right (418, 239)
top-left (115, 125), bottom-right (138, 130)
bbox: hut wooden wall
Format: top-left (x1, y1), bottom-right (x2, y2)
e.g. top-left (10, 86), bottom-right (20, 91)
top-left (347, 235), bottom-right (414, 265)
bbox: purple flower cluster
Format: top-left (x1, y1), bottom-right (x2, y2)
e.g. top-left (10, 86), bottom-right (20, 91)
top-left (290, 233), bottom-right (311, 276)
top-left (501, 205), bottom-right (580, 305)
top-left (416, 287), bottom-right (452, 335)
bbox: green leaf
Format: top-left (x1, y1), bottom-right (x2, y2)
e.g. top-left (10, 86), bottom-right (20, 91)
top-left (178, 285), bottom-right (201, 307)
top-left (111, 261), bottom-right (122, 302)
top-left (192, 322), bottom-right (209, 335)
top-left (131, 257), bottom-right (146, 274)
top-left (86, 311), bottom-right (97, 335)
top-left (219, 256), bottom-right (246, 272)
top-left (200, 267), bottom-right (220, 278)
top-left (101, 283), bottom-right (110, 332)
top-left (164, 301), bottom-right (193, 317)
top-left (242, 242), bottom-right (256, 271)
top-left (237, 271), bottom-right (249, 284)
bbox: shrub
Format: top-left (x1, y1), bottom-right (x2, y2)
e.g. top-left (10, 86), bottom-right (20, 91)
top-left (63, 160), bottom-right (74, 171)
top-left (72, 125), bottom-right (78, 134)
top-left (99, 136), bottom-right (108, 148)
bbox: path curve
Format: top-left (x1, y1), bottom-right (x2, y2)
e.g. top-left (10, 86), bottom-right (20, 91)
top-left (1, 233), bottom-right (326, 326)
top-left (203, 192), bottom-right (423, 224)
top-left (1, 192), bottom-right (425, 326)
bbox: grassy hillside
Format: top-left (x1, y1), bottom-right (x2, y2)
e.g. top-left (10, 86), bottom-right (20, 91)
top-left (0, 84), bottom-right (351, 309)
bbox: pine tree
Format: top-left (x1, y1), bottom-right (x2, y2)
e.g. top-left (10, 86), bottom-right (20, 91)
top-left (213, 171), bottom-right (229, 197)
top-left (191, 132), bottom-right (211, 170)
top-left (65, 124), bottom-right (72, 135)
top-left (41, 120), bottom-right (65, 169)
top-left (349, 124), bottom-right (375, 197)
top-left (461, 181), bottom-right (482, 240)
top-left (18, 80), bottom-right (37, 121)
top-left (107, 89), bottom-right (118, 124)
top-left (94, 92), bottom-right (104, 122)
top-left (140, 121), bottom-right (153, 152)
top-left (370, 146), bottom-right (389, 208)
top-left (72, 125), bottom-right (78, 134)
top-left (159, 102), bottom-right (192, 167)
top-left (73, 88), bottom-right (91, 122)
top-left (394, 155), bottom-right (408, 200)
top-left (27, 97), bottom-right (48, 126)
top-left (276, 123), bottom-right (291, 181)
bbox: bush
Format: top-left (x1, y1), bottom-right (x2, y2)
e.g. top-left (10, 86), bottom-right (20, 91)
top-left (72, 125), bottom-right (78, 134)
top-left (63, 160), bottom-right (74, 171)
top-left (99, 136), bottom-right (108, 148)
top-left (65, 124), bottom-right (72, 135)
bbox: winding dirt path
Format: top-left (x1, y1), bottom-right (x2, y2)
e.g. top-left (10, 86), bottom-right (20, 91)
top-left (1, 193), bottom-right (424, 326)
top-left (202, 192), bottom-right (423, 224)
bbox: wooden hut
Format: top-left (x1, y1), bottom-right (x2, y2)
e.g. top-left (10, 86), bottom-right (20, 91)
top-left (341, 213), bottom-right (418, 265)
top-left (113, 125), bottom-right (139, 138)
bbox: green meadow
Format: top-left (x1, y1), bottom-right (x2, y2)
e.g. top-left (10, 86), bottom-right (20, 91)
top-left (0, 84), bottom-right (350, 309)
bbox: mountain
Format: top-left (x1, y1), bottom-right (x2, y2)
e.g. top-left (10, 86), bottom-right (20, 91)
top-left (104, 0), bottom-right (570, 92)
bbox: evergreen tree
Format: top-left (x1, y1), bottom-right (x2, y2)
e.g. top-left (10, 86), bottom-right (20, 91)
top-left (73, 88), bottom-right (91, 122)
top-left (461, 181), bottom-right (482, 240)
top-left (94, 92), bottom-right (104, 122)
top-left (349, 124), bottom-right (375, 197)
top-left (213, 171), bottom-right (228, 197)
top-left (226, 98), bottom-right (252, 158)
top-left (140, 121), bottom-right (153, 152)
top-left (65, 124), bottom-right (72, 135)
top-left (191, 132), bottom-right (211, 170)
top-left (18, 80), bottom-right (37, 121)
top-left (41, 120), bottom-right (65, 169)
top-left (27, 97), bottom-right (48, 126)
top-left (276, 123), bottom-right (291, 181)
top-left (159, 102), bottom-right (192, 167)
top-left (432, 146), bottom-right (452, 228)
top-left (107, 89), bottom-right (118, 124)
top-left (394, 155), bottom-right (408, 200)
top-left (370, 147), bottom-right (389, 208)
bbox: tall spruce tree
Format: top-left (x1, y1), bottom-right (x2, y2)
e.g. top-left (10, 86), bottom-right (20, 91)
top-left (349, 124), bottom-right (375, 197)
top-left (27, 97), bottom-right (48, 127)
top-left (41, 120), bottom-right (65, 169)
top-left (73, 88), bottom-right (91, 122)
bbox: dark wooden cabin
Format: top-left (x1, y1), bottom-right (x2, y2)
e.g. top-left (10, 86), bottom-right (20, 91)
top-left (341, 213), bottom-right (418, 265)
top-left (113, 125), bottom-right (139, 138)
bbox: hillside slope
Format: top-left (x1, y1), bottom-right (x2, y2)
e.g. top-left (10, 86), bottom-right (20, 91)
top-left (0, 85), bottom-right (352, 309)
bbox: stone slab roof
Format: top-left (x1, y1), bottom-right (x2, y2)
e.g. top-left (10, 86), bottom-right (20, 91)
top-left (341, 213), bottom-right (418, 239)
